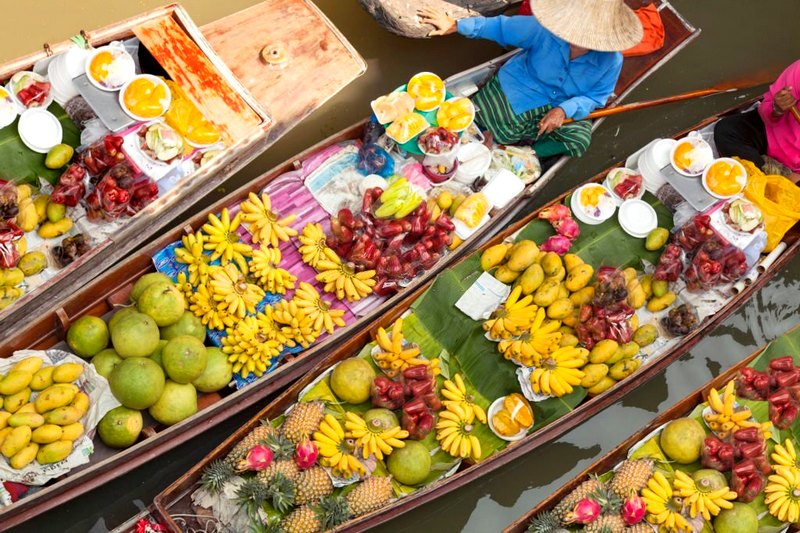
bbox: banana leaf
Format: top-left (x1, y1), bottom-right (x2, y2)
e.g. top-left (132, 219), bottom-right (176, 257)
top-left (514, 192), bottom-right (672, 268)
top-left (0, 102), bottom-right (80, 185)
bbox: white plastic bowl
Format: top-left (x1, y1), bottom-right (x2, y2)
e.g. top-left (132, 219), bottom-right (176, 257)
top-left (670, 136), bottom-right (713, 177)
top-left (604, 167), bottom-right (645, 205)
top-left (0, 87), bottom-right (18, 129)
top-left (18, 108), bottom-right (62, 153)
top-left (454, 142), bottom-right (491, 184)
top-left (702, 157), bottom-right (747, 199)
top-left (487, 396), bottom-right (529, 442)
top-left (617, 199), bottom-right (658, 238)
top-left (571, 184), bottom-right (616, 225)
top-left (7, 71), bottom-right (54, 111)
top-left (118, 75), bottom-right (171, 122)
top-left (85, 46), bottom-right (136, 91)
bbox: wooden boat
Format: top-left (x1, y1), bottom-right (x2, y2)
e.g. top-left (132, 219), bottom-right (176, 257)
top-left (148, 101), bottom-right (800, 532)
top-left (505, 324), bottom-right (800, 533)
top-left (0, 0), bottom-right (366, 340)
top-left (0, 8), bottom-right (696, 528)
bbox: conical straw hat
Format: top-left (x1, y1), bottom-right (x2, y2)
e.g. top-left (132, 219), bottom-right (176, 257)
top-left (529, 0), bottom-right (644, 52)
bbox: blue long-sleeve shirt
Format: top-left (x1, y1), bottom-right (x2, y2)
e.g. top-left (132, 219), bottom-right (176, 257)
top-left (457, 16), bottom-right (623, 120)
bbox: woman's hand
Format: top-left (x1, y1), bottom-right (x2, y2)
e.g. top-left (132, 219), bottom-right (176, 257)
top-left (773, 86), bottom-right (796, 115)
top-left (538, 107), bottom-right (567, 137)
top-left (418, 7), bottom-right (458, 36)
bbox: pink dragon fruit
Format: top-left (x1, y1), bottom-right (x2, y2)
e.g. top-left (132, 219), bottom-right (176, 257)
top-left (538, 204), bottom-right (572, 222)
top-left (622, 495), bottom-right (646, 525)
top-left (567, 498), bottom-right (601, 524)
top-left (240, 445), bottom-right (273, 471)
top-left (539, 235), bottom-right (573, 255)
top-left (554, 217), bottom-right (580, 240)
top-left (294, 439), bottom-right (319, 470)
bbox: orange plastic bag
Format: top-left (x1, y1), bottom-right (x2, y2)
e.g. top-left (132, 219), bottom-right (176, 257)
top-left (743, 171), bottom-right (800, 252)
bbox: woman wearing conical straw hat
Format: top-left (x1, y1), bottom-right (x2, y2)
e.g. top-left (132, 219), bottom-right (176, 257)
top-left (418, 0), bottom-right (643, 161)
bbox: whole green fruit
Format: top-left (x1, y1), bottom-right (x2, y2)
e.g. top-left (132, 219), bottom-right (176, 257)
top-left (330, 358), bottom-right (375, 404)
top-left (66, 315), bottom-right (109, 358)
top-left (130, 273), bottom-right (172, 302)
top-left (109, 357), bottom-right (165, 409)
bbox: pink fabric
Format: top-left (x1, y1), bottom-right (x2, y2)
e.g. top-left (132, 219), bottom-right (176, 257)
top-left (758, 60), bottom-right (800, 172)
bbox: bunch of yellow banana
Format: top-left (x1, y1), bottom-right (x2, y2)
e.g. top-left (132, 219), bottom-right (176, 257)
top-left (672, 470), bottom-right (736, 521)
top-left (772, 439), bottom-right (799, 468)
top-left (441, 373), bottom-right (487, 424)
top-left (765, 465), bottom-right (800, 523)
top-left (344, 412), bottom-right (409, 461)
top-left (249, 246), bottom-right (297, 295)
top-left (239, 191), bottom-right (298, 247)
top-left (175, 271), bottom-right (195, 301)
top-left (483, 286), bottom-right (540, 340)
top-left (497, 309), bottom-right (562, 366)
top-left (273, 299), bottom-right (319, 348)
top-left (189, 284), bottom-right (236, 331)
top-left (298, 222), bottom-right (331, 268)
top-left (293, 282), bottom-right (346, 335)
top-left (221, 315), bottom-right (283, 377)
top-left (436, 402), bottom-right (482, 462)
top-left (202, 208), bottom-right (253, 273)
top-left (529, 346), bottom-right (585, 397)
top-left (641, 472), bottom-right (692, 533)
top-left (174, 231), bottom-right (210, 286)
top-left (313, 414), bottom-right (366, 478)
top-left (704, 380), bottom-right (761, 439)
top-left (208, 264), bottom-right (265, 319)
top-left (374, 318), bottom-right (426, 377)
top-left (315, 248), bottom-right (376, 302)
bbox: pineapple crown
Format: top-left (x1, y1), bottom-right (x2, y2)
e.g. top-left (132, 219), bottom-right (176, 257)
top-left (200, 459), bottom-right (235, 494)
top-left (590, 488), bottom-right (622, 515)
top-left (266, 472), bottom-right (297, 514)
top-left (236, 478), bottom-right (270, 519)
top-left (265, 432), bottom-right (296, 461)
top-left (314, 495), bottom-right (351, 530)
top-left (249, 516), bottom-right (285, 533)
top-left (527, 510), bottom-right (560, 533)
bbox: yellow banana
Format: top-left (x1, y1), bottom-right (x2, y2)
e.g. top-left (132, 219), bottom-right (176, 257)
top-left (238, 192), bottom-right (298, 247)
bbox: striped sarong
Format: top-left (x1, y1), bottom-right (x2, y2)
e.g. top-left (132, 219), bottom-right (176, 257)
top-left (472, 75), bottom-right (593, 158)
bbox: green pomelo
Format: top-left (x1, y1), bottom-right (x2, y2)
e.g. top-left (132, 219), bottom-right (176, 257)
top-left (192, 347), bottom-right (232, 393)
top-left (713, 503), bottom-right (758, 533)
top-left (137, 282), bottom-right (185, 327)
top-left (387, 440), bottom-right (431, 486)
top-left (693, 469), bottom-right (728, 492)
top-left (364, 408), bottom-right (400, 432)
top-left (660, 417), bottom-right (706, 464)
top-left (149, 340), bottom-right (169, 369)
top-left (108, 306), bottom-right (138, 332)
top-left (98, 406), bottom-right (143, 449)
top-left (162, 336), bottom-right (208, 384)
top-left (92, 349), bottom-right (123, 379)
top-left (130, 273), bottom-right (172, 302)
top-left (109, 357), bottom-right (165, 409)
top-left (66, 315), bottom-right (109, 358)
top-left (160, 311), bottom-right (205, 342)
top-left (148, 381), bottom-right (197, 426)
top-left (111, 312), bottom-right (160, 358)
top-left (330, 358), bottom-right (375, 404)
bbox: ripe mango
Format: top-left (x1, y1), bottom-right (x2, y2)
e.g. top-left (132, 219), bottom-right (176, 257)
top-left (569, 286), bottom-right (595, 307)
top-left (533, 279), bottom-right (560, 307)
top-left (480, 243), bottom-right (511, 271)
top-left (12, 356), bottom-right (43, 374)
top-left (622, 267), bottom-right (637, 284)
top-left (4, 388), bottom-right (31, 413)
top-left (30, 367), bottom-right (54, 391)
top-left (1, 268), bottom-right (24, 287)
top-left (633, 324), bottom-right (659, 347)
top-left (558, 325), bottom-right (575, 336)
top-left (640, 274), bottom-right (653, 299)
top-left (60, 422), bottom-right (84, 441)
top-left (8, 412), bottom-right (45, 428)
top-left (580, 364), bottom-right (609, 388)
top-left (627, 278), bottom-right (647, 309)
top-left (52, 363), bottom-right (84, 383)
top-left (43, 406), bottom-right (82, 426)
top-left (15, 197), bottom-right (38, 232)
top-left (589, 339), bottom-right (620, 364)
top-left (565, 264), bottom-right (594, 292)
top-left (645, 227), bottom-right (670, 251)
top-left (619, 342), bottom-right (640, 359)
top-left (494, 265), bottom-right (521, 284)
top-left (506, 240), bottom-right (540, 272)
top-left (0, 371), bottom-right (33, 395)
top-left (559, 333), bottom-right (580, 348)
top-left (0, 411), bottom-right (10, 429)
top-left (15, 184), bottom-right (32, 201)
top-left (33, 194), bottom-right (50, 223)
top-left (606, 346), bottom-right (627, 366)
top-left (647, 291), bottom-right (676, 312)
top-left (16, 402), bottom-right (36, 414)
top-left (70, 392), bottom-right (90, 416)
top-left (35, 384), bottom-right (77, 413)
top-left (37, 440), bottom-right (73, 464)
top-left (562, 310), bottom-right (581, 328)
top-left (17, 252), bottom-right (47, 276)
top-left (609, 358), bottom-right (642, 381)
top-left (45, 143), bottom-right (74, 169)
top-left (9, 442), bottom-right (39, 469)
top-left (32, 424), bottom-right (63, 444)
top-left (516, 264), bottom-right (544, 295)
top-left (0, 427), bottom-right (12, 448)
top-left (1, 425), bottom-right (31, 458)
top-left (46, 202), bottom-right (66, 223)
top-left (37, 218), bottom-right (73, 239)
top-left (587, 376), bottom-right (617, 396)
top-left (652, 279), bottom-right (669, 298)
top-left (556, 282), bottom-right (569, 300)
top-left (563, 253), bottom-right (584, 273)
top-left (575, 347), bottom-right (590, 365)
top-left (547, 298), bottom-right (574, 320)
top-left (540, 252), bottom-right (563, 277)
top-left (630, 314), bottom-right (640, 331)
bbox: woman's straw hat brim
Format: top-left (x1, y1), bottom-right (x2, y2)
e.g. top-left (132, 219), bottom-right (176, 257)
top-left (529, 0), bottom-right (644, 52)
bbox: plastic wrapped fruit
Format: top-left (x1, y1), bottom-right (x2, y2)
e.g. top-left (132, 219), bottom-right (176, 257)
top-left (407, 72), bottom-right (445, 112)
top-left (418, 127), bottom-right (458, 155)
top-left (436, 97), bottom-right (475, 132)
top-left (122, 76), bottom-right (169, 119)
top-left (164, 81), bottom-right (221, 147)
top-left (371, 92), bottom-right (415, 124)
top-left (386, 113), bottom-right (429, 144)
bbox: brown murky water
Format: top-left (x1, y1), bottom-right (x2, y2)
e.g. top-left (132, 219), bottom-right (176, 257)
top-left (2, 1), bottom-right (800, 531)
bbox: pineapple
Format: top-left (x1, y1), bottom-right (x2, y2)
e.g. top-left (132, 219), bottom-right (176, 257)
top-left (527, 510), bottom-right (561, 533)
top-left (282, 401), bottom-right (325, 445)
top-left (258, 432), bottom-right (300, 485)
top-left (200, 459), bottom-right (235, 493)
top-left (608, 459), bottom-right (654, 498)
top-left (295, 466), bottom-right (334, 505)
top-left (591, 487), bottom-right (622, 515)
top-left (281, 505), bottom-right (320, 533)
top-left (225, 419), bottom-right (276, 470)
top-left (345, 476), bottom-right (393, 517)
top-left (316, 495), bottom-right (351, 531)
top-left (265, 472), bottom-right (296, 514)
top-left (236, 477), bottom-right (269, 518)
top-left (554, 478), bottom-right (605, 524)
top-left (624, 524), bottom-right (651, 533)
top-left (583, 514), bottom-right (626, 533)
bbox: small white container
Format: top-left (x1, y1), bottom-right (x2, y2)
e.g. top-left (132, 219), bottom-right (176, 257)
top-left (85, 45), bottom-right (136, 91)
top-left (701, 157), bottom-right (746, 199)
top-left (0, 87), bottom-right (18, 129)
top-left (604, 167), bottom-right (645, 205)
top-left (670, 135), bottom-right (713, 177)
top-left (454, 142), bottom-right (491, 184)
top-left (617, 199), bottom-right (658, 238)
top-left (7, 71), bottom-right (54, 111)
top-left (571, 184), bottom-right (616, 225)
top-left (17, 108), bottom-right (63, 153)
top-left (118, 75), bottom-right (172, 122)
top-left (487, 396), bottom-right (529, 442)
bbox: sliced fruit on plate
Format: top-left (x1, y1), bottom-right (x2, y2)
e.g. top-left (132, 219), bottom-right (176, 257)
top-left (385, 112), bottom-right (429, 144)
top-left (436, 97), bottom-right (475, 132)
top-left (164, 81), bottom-right (221, 146)
top-left (123, 76), bottom-right (169, 119)
top-left (407, 72), bottom-right (445, 112)
top-left (371, 92), bottom-right (415, 124)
